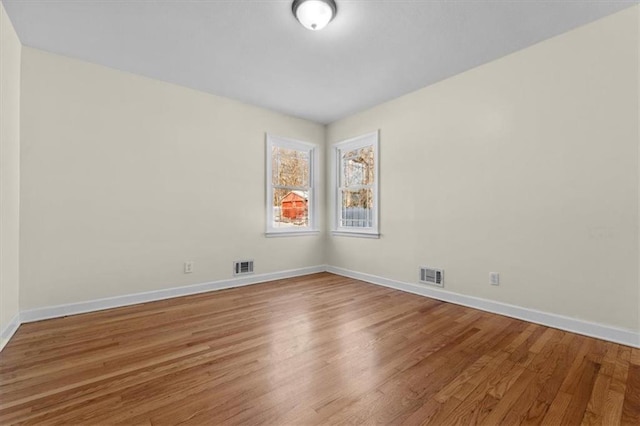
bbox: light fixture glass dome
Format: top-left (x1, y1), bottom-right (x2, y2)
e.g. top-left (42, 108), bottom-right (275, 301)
top-left (292, 0), bottom-right (337, 31)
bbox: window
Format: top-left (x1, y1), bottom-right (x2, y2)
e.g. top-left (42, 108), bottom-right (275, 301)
top-left (332, 131), bottom-right (379, 237)
top-left (266, 134), bottom-right (318, 236)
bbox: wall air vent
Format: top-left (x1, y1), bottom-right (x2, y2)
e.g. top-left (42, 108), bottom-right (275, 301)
top-left (234, 260), bottom-right (254, 276)
top-left (419, 267), bottom-right (444, 287)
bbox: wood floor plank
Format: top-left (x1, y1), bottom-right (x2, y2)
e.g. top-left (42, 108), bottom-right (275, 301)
top-left (601, 389), bottom-right (625, 426)
top-left (499, 337), bottom-right (567, 425)
top-left (541, 391), bottom-right (572, 426)
top-left (630, 348), bottom-right (640, 366)
top-left (581, 370), bottom-right (612, 425)
top-left (0, 272), bottom-right (636, 425)
top-left (621, 364), bottom-right (640, 425)
top-left (561, 359), bottom-right (601, 424)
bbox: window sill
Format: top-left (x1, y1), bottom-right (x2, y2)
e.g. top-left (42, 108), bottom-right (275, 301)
top-left (331, 230), bottom-right (380, 239)
top-left (265, 230), bottom-right (320, 238)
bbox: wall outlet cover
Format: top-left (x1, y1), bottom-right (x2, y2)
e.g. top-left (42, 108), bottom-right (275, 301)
top-left (490, 272), bottom-right (500, 286)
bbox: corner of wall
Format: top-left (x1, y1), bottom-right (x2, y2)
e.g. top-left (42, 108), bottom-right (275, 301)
top-left (636, 3), bottom-right (640, 341)
top-left (0, 0), bottom-right (22, 352)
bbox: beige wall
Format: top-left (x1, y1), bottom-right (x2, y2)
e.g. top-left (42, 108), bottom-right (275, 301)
top-left (327, 6), bottom-right (640, 332)
top-left (0, 1), bottom-right (21, 346)
top-left (19, 47), bottom-right (325, 309)
top-left (637, 5), bottom-right (640, 338)
top-left (8, 5), bottom-right (640, 338)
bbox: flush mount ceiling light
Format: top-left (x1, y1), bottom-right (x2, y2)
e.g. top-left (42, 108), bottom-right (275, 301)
top-left (292, 0), bottom-right (337, 31)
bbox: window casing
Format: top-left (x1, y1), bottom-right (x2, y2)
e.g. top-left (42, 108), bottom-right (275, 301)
top-left (332, 131), bottom-right (380, 238)
top-left (266, 134), bottom-right (318, 236)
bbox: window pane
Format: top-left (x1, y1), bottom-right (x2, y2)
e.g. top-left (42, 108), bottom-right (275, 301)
top-left (341, 145), bottom-right (374, 187)
top-left (272, 146), bottom-right (309, 187)
top-left (272, 189), bottom-right (309, 228)
top-left (340, 188), bottom-right (373, 228)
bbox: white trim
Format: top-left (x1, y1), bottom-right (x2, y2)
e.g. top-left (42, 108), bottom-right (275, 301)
top-left (331, 231), bottom-right (380, 239)
top-left (326, 265), bottom-right (640, 348)
top-left (334, 131), bottom-right (379, 151)
top-left (265, 230), bottom-right (321, 238)
top-left (5, 265), bottom-right (637, 351)
top-left (331, 130), bottom-right (380, 236)
top-left (266, 134), bottom-right (319, 234)
top-left (20, 265), bottom-right (327, 324)
top-left (0, 313), bottom-right (21, 352)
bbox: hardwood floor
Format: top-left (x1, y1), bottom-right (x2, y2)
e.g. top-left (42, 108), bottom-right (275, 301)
top-left (0, 272), bottom-right (638, 425)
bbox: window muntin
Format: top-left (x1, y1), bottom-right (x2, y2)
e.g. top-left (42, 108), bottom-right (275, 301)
top-left (266, 135), bottom-right (318, 235)
top-left (333, 131), bottom-right (379, 237)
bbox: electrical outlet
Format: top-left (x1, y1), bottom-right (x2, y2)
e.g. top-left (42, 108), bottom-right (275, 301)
top-left (184, 261), bottom-right (194, 274)
top-left (490, 272), bottom-right (500, 286)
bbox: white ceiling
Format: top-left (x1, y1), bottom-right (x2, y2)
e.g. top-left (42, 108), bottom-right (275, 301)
top-left (3, 0), bottom-right (638, 124)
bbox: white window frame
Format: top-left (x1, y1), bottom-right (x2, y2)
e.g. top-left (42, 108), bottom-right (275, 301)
top-left (331, 131), bottom-right (380, 238)
top-left (265, 134), bottom-right (319, 237)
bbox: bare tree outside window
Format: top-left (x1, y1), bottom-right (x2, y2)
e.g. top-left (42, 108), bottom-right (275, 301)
top-left (339, 145), bottom-right (374, 227)
top-left (269, 143), bottom-right (313, 230)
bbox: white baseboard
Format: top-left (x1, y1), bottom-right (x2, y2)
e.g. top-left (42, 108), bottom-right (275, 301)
top-left (326, 266), bottom-right (640, 348)
top-left (0, 313), bottom-right (21, 352)
top-left (18, 265), bottom-right (327, 325)
top-left (3, 264), bottom-right (638, 351)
